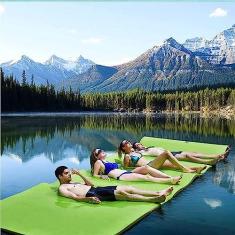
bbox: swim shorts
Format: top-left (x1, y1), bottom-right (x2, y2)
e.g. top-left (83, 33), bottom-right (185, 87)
top-left (86, 186), bottom-right (117, 201)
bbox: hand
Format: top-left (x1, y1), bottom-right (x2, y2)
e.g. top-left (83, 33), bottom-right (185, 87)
top-left (71, 169), bottom-right (80, 175)
top-left (89, 197), bottom-right (101, 204)
top-left (100, 175), bottom-right (110, 180)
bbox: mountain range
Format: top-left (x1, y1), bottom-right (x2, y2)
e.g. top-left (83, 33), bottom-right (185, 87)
top-left (1, 24), bottom-right (235, 92)
top-left (1, 55), bottom-right (94, 85)
top-left (183, 24), bottom-right (235, 65)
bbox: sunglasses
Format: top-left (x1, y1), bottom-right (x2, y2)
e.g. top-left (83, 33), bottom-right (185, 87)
top-left (121, 140), bottom-right (131, 146)
top-left (95, 148), bottom-right (103, 156)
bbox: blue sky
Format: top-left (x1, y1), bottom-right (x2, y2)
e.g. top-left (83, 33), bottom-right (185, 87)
top-left (0, 2), bottom-right (234, 65)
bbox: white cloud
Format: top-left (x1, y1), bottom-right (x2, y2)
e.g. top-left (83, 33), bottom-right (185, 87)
top-left (67, 29), bottom-right (78, 35)
top-left (209, 8), bottom-right (227, 17)
top-left (81, 37), bottom-right (104, 45)
top-left (0, 4), bottom-right (5, 15)
top-left (204, 198), bottom-right (222, 209)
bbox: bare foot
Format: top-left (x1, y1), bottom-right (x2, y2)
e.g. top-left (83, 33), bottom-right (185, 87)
top-left (223, 149), bottom-right (230, 160)
top-left (158, 186), bottom-right (174, 197)
top-left (218, 154), bottom-right (225, 161)
top-left (171, 175), bottom-right (182, 184)
top-left (218, 149), bottom-right (230, 161)
top-left (152, 195), bottom-right (166, 203)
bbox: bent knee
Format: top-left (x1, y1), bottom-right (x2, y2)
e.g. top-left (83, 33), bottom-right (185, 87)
top-left (137, 166), bottom-right (148, 174)
top-left (161, 150), bottom-right (170, 157)
top-left (144, 165), bottom-right (151, 170)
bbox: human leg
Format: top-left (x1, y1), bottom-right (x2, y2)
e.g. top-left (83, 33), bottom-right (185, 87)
top-left (176, 154), bottom-right (218, 165)
top-left (118, 172), bottom-right (182, 184)
top-left (116, 185), bottom-right (173, 197)
top-left (132, 165), bottom-right (170, 178)
top-left (149, 151), bottom-right (195, 173)
top-left (114, 190), bottom-right (166, 203)
top-left (181, 148), bottom-right (230, 160)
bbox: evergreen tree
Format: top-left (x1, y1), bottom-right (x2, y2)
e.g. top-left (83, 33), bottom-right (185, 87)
top-left (1, 68), bottom-right (235, 112)
top-left (22, 70), bottom-right (27, 86)
top-left (31, 75), bottom-right (35, 87)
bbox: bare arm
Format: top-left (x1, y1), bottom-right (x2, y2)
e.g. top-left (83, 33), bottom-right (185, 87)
top-left (124, 155), bottom-right (131, 168)
top-left (93, 161), bottom-right (109, 180)
top-left (71, 169), bottom-right (94, 186)
top-left (93, 161), bottom-right (102, 177)
top-left (59, 187), bottom-right (100, 204)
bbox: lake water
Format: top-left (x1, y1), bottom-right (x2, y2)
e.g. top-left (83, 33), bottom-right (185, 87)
top-left (1, 113), bottom-right (235, 234)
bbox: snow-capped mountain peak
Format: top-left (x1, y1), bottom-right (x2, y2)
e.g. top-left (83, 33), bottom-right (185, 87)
top-left (164, 37), bottom-right (180, 47)
top-left (44, 54), bottom-right (94, 73)
top-left (21, 55), bottom-right (33, 61)
top-left (183, 24), bottom-right (235, 64)
top-left (163, 37), bottom-right (191, 54)
top-left (45, 55), bottom-right (67, 65)
top-left (76, 55), bottom-right (85, 62)
top-left (7, 55), bottom-right (35, 66)
top-left (76, 55), bottom-right (94, 65)
top-left (0, 54), bottom-right (95, 85)
top-left (183, 37), bottom-right (209, 51)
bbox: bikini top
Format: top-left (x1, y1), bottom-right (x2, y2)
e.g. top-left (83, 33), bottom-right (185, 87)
top-left (129, 152), bottom-right (143, 167)
top-left (101, 160), bottom-right (119, 175)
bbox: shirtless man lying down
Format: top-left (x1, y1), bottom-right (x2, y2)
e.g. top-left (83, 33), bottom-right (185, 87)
top-left (55, 166), bottom-right (174, 204)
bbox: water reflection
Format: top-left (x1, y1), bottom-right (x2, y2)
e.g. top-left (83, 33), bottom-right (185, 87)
top-left (204, 198), bottom-right (222, 209)
top-left (1, 113), bottom-right (235, 199)
top-left (2, 113), bottom-right (235, 156)
top-left (213, 149), bottom-right (235, 194)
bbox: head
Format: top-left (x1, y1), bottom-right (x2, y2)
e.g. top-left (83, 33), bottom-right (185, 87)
top-left (55, 166), bottom-right (71, 184)
top-left (90, 148), bottom-right (106, 173)
top-left (118, 140), bottom-right (132, 158)
top-left (132, 142), bottom-right (143, 151)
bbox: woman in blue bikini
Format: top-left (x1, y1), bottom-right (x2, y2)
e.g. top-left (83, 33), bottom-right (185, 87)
top-left (90, 148), bottom-right (182, 184)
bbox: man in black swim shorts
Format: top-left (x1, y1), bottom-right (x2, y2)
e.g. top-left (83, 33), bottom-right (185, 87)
top-left (55, 166), bottom-right (174, 204)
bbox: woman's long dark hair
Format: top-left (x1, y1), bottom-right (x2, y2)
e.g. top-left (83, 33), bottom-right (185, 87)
top-left (132, 142), bottom-right (139, 150)
top-left (118, 140), bottom-right (130, 159)
top-left (118, 145), bottom-right (123, 159)
top-left (90, 149), bottom-right (99, 174)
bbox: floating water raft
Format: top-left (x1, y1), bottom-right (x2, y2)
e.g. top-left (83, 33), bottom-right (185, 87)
top-left (0, 137), bottom-right (228, 235)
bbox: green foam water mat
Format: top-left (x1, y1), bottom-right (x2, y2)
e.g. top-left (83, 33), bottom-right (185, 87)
top-left (0, 137), bottom-right (228, 235)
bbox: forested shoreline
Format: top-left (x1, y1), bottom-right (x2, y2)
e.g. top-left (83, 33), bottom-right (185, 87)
top-left (1, 69), bottom-right (235, 112)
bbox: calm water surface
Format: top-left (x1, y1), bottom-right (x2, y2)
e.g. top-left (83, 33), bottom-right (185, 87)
top-left (1, 113), bottom-right (235, 234)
